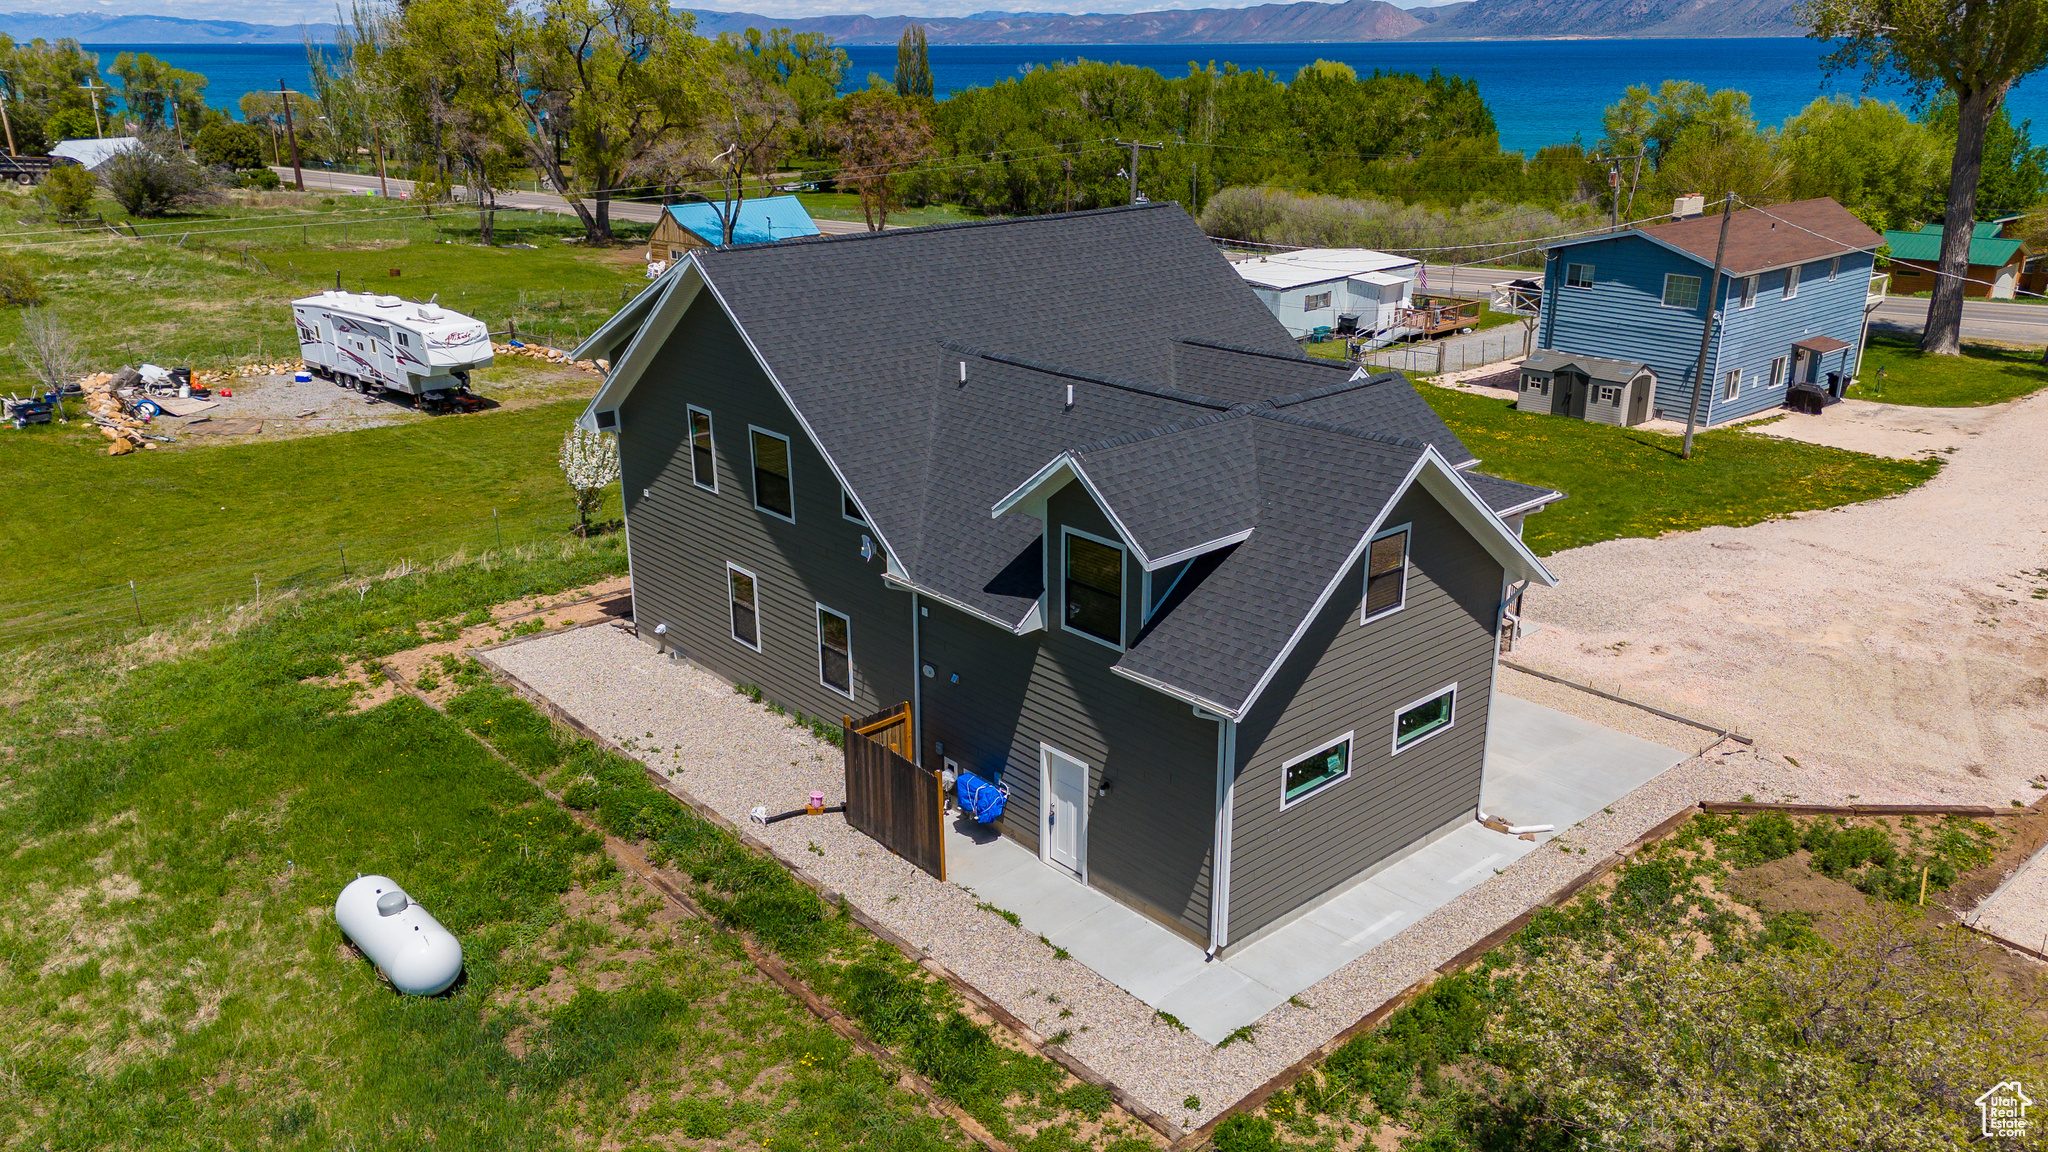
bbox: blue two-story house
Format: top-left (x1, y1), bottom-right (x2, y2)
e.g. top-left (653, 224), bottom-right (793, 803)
top-left (1530, 198), bottom-right (1882, 426)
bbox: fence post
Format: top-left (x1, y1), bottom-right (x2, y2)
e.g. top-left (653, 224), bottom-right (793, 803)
top-left (340, 544), bottom-right (349, 578)
top-left (129, 579), bottom-right (142, 626)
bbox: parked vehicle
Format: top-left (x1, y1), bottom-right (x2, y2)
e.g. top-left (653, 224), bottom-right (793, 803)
top-left (292, 290), bottom-right (494, 413)
top-left (0, 154), bottom-right (76, 185)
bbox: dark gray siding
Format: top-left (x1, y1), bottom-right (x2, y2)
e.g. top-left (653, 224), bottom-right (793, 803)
top-left (1226, 484), bottom-right (1503, 943)
top-left (617, 293), bottom-right (914, 726)
top-left (918, 480), bottom-right (1219, 943)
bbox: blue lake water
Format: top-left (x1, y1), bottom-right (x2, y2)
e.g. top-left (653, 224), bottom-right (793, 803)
top-left (84, 38), bottom-right (2043, 156)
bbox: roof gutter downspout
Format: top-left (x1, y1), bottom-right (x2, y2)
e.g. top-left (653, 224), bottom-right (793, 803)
top-left (911, 592), bottom-right (923, 767)
top-left (1203, 710), bottom-right (1236, 958)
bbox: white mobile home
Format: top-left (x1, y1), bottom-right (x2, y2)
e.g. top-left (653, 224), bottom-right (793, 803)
top-left (1231, 248), bottom-right (1421, 338)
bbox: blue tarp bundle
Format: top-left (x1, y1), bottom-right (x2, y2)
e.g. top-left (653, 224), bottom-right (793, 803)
top-left (956, 771), bottom-right (1008, 824)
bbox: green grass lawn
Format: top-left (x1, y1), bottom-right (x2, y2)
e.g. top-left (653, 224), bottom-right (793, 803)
top-left (0, 399), bottom-right (612, 642)
top-left (1423, 386), bottom-right (1943, 554)
top-left (0, 556), bottom-right (990, 1152)
top-left (793, 191), bottom-right (975, 228)
top-left (0, 188), bottom-right (651, 383)
top-left (1848, 331), bottom-right (2048, 406)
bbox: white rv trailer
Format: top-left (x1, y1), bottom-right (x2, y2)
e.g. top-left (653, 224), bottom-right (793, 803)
top-left (292, 290), bottom-right (494, 412)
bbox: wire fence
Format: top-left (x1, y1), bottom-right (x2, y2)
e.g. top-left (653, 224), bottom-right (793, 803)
top-left (0, 505), bottom-right (613, 649)
top-left (1358, 326), bottom-right (1535, 376)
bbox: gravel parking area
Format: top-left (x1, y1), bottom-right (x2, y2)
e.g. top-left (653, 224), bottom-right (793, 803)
top-left (167, 373), bottom-right (417, 437)
top-left (486, 623), bottom-right (1805, 1125)
top-left (1517, 386), bottom-right (2048, 807)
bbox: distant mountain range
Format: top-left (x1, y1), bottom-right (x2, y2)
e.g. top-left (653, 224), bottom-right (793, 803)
top-left (0, 1), bottom-right (1804, 48)
top-left (684, 0), bottom-right (1804, 42)
top-left (0, 13), bottom-right (336, 44)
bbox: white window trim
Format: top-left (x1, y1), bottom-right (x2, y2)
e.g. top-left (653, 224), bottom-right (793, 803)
top-left (1661, 272), bottom-right (1701, 310)
top-left (1598, 385), bottom-right (1621, 404)
top-left (1059, 525), bottom-right (1127, 652)
top-left (1739, 275), bottom-right (1759, 309)
top-left (687, 404), bottom-right (717, 493)
top-left (815, 602), bottom-right (853, 699)
top-left (1278, 731), bottom-right (1354, 809)
top-left (1769, 357), bottom-right (1787, 388)
top-left (841, 487), bottom-right (867, 525)
top-left (1565, 263), bottom-right (1594, 289)
top-left (1722, 369), bottom-right (1741, 401)
top-left (1361, 522), bottom-right (1411, 625)
top-left (1829, 256), bottom-right (1841, 281)
top-left (727, 562), bottom-right (762, 652)
top-left (1784, 265), bottom-right (1801, 299)
top-left (1391, 684), bottom-right (1457, 755)
top-left (748, 425), bottom-right (795, 524)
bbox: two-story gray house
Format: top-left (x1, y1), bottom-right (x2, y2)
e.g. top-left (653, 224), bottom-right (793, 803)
top-left (1533, 198), bottom-right (1883, 426)
top-left (571, 204), bottom-right (1561, 955)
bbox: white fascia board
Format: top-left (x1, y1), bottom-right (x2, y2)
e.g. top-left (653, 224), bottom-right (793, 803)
top-left (1108, 663), bottom-right (1239, 718)
top-left (1227, 447), bottom-right (1555, 723)
top-left (1146, 529), bottom-right (1254, 569)
top-left (881, 571), bottom-right (1032, 634)
top-left (573, 260), bottom-right (681, 362)
top-left (575, 265), bottom-right (703, 431)
top-left (991, 455), bottom-right (1076, 518)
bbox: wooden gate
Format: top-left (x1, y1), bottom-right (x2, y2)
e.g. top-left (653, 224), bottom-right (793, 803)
top-left (843, 702), bottom-right (945, 880)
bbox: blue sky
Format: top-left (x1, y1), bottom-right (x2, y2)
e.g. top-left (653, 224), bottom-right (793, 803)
top-left (4, 0), bottom-right (1462, 27)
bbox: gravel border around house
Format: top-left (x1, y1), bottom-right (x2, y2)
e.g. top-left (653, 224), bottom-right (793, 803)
top-left (482, 624), bottom-right (1897, 1126)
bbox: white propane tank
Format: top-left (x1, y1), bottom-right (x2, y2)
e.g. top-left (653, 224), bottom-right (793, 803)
top-left (334, 874), bottom-right (463, 995)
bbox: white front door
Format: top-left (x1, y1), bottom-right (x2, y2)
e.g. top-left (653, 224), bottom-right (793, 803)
top-left (1040, 744), bottom-right (1088, 880)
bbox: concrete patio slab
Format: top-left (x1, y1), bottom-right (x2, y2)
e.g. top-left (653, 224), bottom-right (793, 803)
top-left (935, 690), bottom-right (1689, 1043)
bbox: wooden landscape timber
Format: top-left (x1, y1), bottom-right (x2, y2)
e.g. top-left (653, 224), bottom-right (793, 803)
top-left (470, 629), bottom-right (1188, 1144)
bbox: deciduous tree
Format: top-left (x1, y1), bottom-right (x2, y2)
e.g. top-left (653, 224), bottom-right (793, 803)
top-left (831, 87), bottom-right (931, 231)
top-left (1803, 0), bottom-right (2048, 354)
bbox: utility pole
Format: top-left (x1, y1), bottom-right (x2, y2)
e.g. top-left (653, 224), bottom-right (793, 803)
top-left (1189, 162), bottom-right (1199, 215)
top-left (1114, 138), bottom-right (1161, 205)
top-left (1061, 156), bottom-right (1072, 213)
top-left (1681, 192), bottom-right (1736, 461)
top-left (79, 79), bottom-right (108, 136)
top-left (373, 121), bottom-right (389, 198)
top-left (1608, 161), bottom-right (1620, 231)
top-left (279, 80), bottom-right (304, 192)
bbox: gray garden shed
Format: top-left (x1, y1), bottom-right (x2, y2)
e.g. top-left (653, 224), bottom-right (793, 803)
top-left (1516, 350), bottom-right (1656, 427)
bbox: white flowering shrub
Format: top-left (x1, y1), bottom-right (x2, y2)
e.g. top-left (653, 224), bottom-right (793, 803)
top-left (560, 425), bottom-right (620, 535)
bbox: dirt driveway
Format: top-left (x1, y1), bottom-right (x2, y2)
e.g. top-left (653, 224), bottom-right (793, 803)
top-left (1517, 388), bottom-right (2048, 805)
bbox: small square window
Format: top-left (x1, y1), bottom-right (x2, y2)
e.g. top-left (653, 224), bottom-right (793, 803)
top-left (1282, 734), bottom-right (1352, 805)
top-left (1303, 291), bottom-right (1332, 310)
top-left (1565, 263), bottom-right (1594, 289)
top-left (1363, 527), bottom-right (1408, 621)
top-left (750, 427), bottom-right (793, 521)
top-left (1662, 273), bottom-right (1701, 309)
top-left (1393, 687), bottom-right (1455, 752)
top-left (1599, 385), bottom-right (1620, 404)
top-left (688, 406), bottom-right (716, 492)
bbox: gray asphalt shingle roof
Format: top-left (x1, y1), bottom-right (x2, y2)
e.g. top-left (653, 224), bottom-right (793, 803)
top-left (673, 204), bottom-right (1556, 716)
